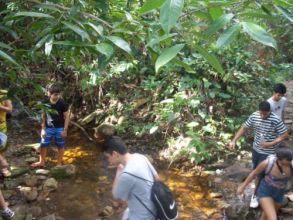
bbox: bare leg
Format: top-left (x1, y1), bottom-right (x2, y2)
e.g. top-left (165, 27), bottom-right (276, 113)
top-left (259, 197), bottom-right (278, 220)
top-left (57, 148), bottom-right (64, 165)
top-left (39, 147), bottom-right (47, 165)
top-left (31, 147), bottom-right (47, 167)
top-left (0, 190), bottom-right (7, 210)
top-left (254, 177), bottom-right (260, 194)
top-left (0, 155), bottom-right (8, 169)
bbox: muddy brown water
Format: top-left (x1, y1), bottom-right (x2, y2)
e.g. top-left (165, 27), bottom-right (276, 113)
top-left (7, 124), bottom-right (226, 220)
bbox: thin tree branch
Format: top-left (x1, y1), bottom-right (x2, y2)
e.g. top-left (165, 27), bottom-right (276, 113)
top-left (28, 0), bottom-right (113, 29)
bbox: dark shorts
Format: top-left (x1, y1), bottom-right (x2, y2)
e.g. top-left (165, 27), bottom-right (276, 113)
top-left (252, 149), bottom-right (270, 179)
top-left (40, 127), bottom-right (65, 148)
top-left (257, 179), bottom-right (285, 204)
top-left (252, 149), bottom-right (269, 169)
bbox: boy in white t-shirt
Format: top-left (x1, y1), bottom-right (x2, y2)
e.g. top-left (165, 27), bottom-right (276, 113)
top-left (267, 83), bottom-right (287, 120)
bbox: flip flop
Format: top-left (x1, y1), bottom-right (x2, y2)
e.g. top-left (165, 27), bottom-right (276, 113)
top-left (30, 162), bottom-right (45, 169)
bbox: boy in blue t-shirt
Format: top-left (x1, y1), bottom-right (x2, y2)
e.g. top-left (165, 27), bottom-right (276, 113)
top-left (31, 83), bottom-right (70, 168)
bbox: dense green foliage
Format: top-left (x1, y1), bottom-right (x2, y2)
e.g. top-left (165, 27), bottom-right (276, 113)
top-left (0, 0), bottom-right (292, 163)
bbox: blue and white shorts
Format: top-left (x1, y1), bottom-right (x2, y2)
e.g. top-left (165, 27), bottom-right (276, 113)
top-left (40, 127), bottom-right (65, 148)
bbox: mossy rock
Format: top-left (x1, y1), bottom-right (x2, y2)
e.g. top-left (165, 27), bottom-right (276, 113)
top-left (10, 167), bottom-right (29, 178)
top-left (50, 164), bottom-right (76, 179)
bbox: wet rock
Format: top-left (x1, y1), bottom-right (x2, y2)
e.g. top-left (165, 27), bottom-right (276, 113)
top-left (12, 148), bottom-right (32, 156)
top-left (19, 186), bottom-right (38, 201)
top-left (24, 175), bottom-right (38, 187)
top-left (39, 214), bottom-right (56, 220)
top-left (43, 178), bottom-right (58, 191)
top-left (25, 214), bottom-right (33, 220)
top-left (287, 201), bottom-right (293, 208)
top-left (223, 163), bottom-right (251, 182)
top-left (37, 189), bottom-right (50, 201)
top-left (50, 164), bottom-right (76, 179)
top-left (286, 192), bottom-right (293, 202)
top-left (36, 169), bottom-right (50, 175)
top-left (24, 143), bottom-right (40, 151)
top-left (214, 177), bottom-right (223, 184)
top-left (225, 201), bottom-right (250, 219)
top-left (27, 206), bottom-right (42, 217)
top-left (4, 179), bottom-right (22, 189)
top-left (25, 157), bottom-right (38, 163)
top-left (2, 190), bottom-right (14, 199)
top-left (37, 175), bottom-right (48, 180)
top-left (281, 207), bottom-right (293, 214)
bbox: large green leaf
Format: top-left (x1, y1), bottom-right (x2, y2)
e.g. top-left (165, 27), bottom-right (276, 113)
top-left (160, 0), bottom-right (184, 33)
top-left (274, 4), bottom-right (293, 23)
top-left (216, 23), bottom-right (241, 48)
top-left (13, 11), bottom-right (54, 19)
top-left (139, 0), bottom-right (166, 14)
top-left (155, 44), bottom-right (185, 72)
top-left (0, 26), bottom-right (18, 39)
top-left (62, 21), bottom-right (91, 41)
top-left (107, 36), bottom-right (132, 55)
top-left (209, 7), bottom-right (224, 20)
top-left (53, 41), bottom-right (91, 46)
top-left (174, 59), bottom-right (195, 73)
top-left (205, 13), bottom-right (234, 36)
top-left (0, 42), bottom-right (12, 50)
top-left (194, 45), bottom-right (224, 75)
top-left (242, 22), bottom-right (277, 49)
top-left (0, 49), bottom-right (21, 67)
top-left (146, 33), bottom-right (177, 48)
top-left (95, 43), bottom-right (114, 59)
top-left (87, 22), bottom-right (103, 35)
top-left (273, 0), bottom-right (293, 8)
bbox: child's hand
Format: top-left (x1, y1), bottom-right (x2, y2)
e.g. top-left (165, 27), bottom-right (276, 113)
top-left (236, 185), bottom-right (245, 195)
top-left (260, 141), bottom-right (271, 148)
top-left (61, 130), bottom-right (67, 139)
top-left (41, 129), bottom-right (46, 139)
top-left (227, 140), bottom-right (236, 151)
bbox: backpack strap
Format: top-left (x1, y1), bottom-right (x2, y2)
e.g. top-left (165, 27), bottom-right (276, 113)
top-left (265, 155), bottom-right (277, 175)
top-left (133, 194), bottom-right (157, 218)
top-left (122, 172), bottom-right (153, 183)
top-left (122, 172), bottom-right (157, 218)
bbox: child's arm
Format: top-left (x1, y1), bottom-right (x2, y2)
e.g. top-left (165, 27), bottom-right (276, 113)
top-left (228, 126), bottom-right (248, 150)
top-left (61, 110), bottom-right (70, 138)
top-left (237, 159), bottom-right (268, 195)
top-left (0, 100), bottom-right (12, 113)
top-left (41, 112), bottom-right (46, 138)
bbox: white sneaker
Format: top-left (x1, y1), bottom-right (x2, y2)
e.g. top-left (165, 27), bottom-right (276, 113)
top-left (250, 195), bottom-right (259, 208)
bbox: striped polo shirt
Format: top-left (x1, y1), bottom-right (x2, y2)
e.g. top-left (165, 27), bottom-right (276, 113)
top-left (244, 111), bottom-right (288, 155)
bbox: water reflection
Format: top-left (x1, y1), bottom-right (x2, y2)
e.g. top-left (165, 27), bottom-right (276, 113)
top-left (48, 131), bottom-right (228, 220)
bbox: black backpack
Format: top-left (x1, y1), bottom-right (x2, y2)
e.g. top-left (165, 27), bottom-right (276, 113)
top-left (123, 171), bottom-right (178, 220)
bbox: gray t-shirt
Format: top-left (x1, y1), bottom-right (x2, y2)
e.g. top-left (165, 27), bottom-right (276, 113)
top-left (113, 154), bottom-right (158, 220)
top-left (267, 97), bottom-right (287, 119)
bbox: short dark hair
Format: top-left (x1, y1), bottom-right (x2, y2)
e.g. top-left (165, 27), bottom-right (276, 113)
top-left (103, 136), bottom-right (127, 155)
top-left (276, 147), bottom-right (293, 161)
top-left (259, 101), bottom-right (270, 112)
top-left (273, 83), bottom-right (286, 94)
top-left (47, 83), bottom-right (62, 94)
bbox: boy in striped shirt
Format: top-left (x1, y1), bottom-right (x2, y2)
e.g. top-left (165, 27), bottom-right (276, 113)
top-left (228, 101), bottom-right (288, 207)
